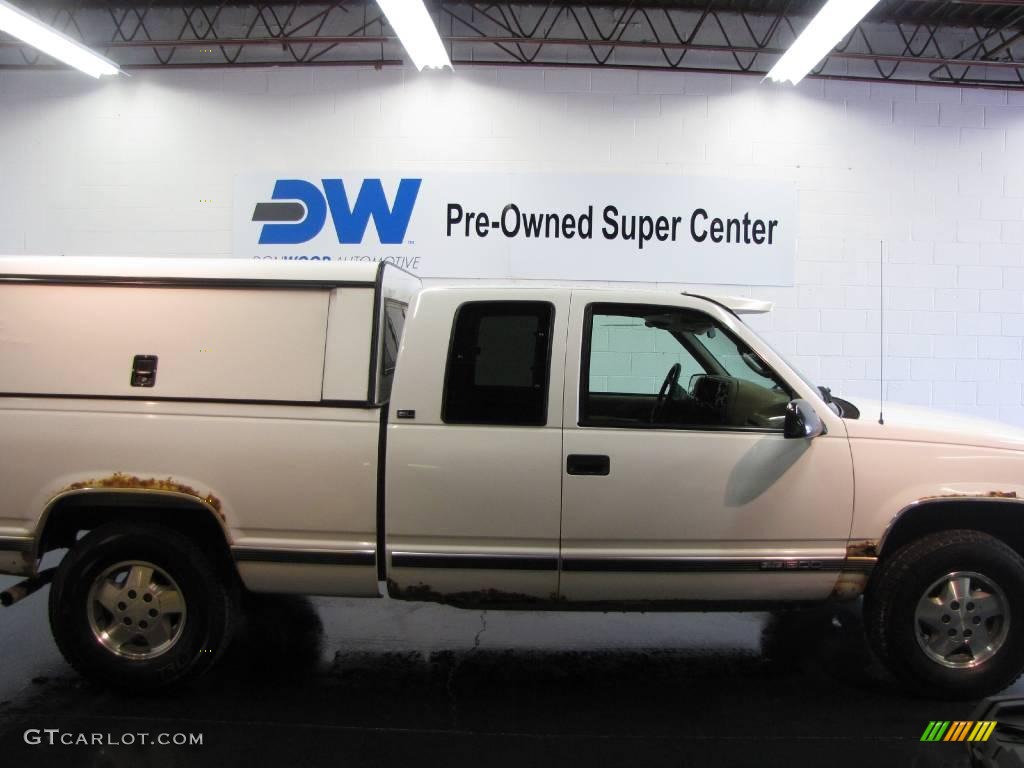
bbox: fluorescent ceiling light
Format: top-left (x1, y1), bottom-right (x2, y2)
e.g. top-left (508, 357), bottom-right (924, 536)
top-left (767, 0), bottom-right (881, 86)
top-left (376, 0), bottom-right (451, 71)
top-left (0, 0), bottom-right (119, 78)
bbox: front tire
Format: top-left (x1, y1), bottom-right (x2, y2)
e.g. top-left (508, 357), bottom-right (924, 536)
top-left (865, 529), bottom-right (1024, 699)
top-left (49, 521), bottom-right (235, 690)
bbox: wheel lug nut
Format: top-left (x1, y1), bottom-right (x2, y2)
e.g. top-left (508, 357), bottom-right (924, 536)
top-left (127, 590), bottom-right (137, 600)
top-left (951, 601), bottom-right (960, 611)
top-left (942, 615), bottom-right (951, 623)
top-left (139, 620), bottom-right (148, 629)
top-left (967, 602), bottom-right (975, 611)
top-left (973, 616), bottom-right (982, 625)
top-left (117, 602), bottom-right (126, 611)
top-left (143, 594), bottom-right (153, 603)
top-left (148, 609), bottom-right (158, 617)
top-left (123, 617), bottom-right (132, 625)
top-left (948, 628), bottom-right (957, 636)
top-left (964, 629), bottom-right (972, 638)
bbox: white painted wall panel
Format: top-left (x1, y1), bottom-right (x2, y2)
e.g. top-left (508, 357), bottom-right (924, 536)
top-left (2, 65), bottom-right (1024, 423)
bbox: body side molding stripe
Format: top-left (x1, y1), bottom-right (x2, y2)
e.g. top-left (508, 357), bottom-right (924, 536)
top-left (561, 557), bottom-right (849, 573)
top-left (391, 552), bottom-right (859, 574)
top-left (231, 549), bottom-right (868, 573)
top-left (0, 537), bottom-right (34, 553)
top-left (232, 548), bottom-right (376, 566)
top-left (391, 552), bottom-right (559, 571)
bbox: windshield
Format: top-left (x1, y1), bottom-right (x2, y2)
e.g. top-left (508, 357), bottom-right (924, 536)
top-left (732, 317), bottom-right (844, 416)
top-left (690, 325), bottom-right (782, 389)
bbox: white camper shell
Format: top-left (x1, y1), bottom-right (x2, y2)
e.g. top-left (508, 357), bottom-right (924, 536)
top-left (0, 257), bottom-right (420, 406)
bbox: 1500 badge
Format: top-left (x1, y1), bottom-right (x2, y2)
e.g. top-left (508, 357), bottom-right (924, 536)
top-left (760, 560), bottom-right (824, 570)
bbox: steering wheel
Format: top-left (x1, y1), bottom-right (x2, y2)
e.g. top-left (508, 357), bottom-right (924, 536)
top-left (650, 363), bottom-right (682, 423)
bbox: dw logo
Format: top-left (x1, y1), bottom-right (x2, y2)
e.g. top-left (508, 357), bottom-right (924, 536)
top-left (252, 178), bottom-right (422, 246)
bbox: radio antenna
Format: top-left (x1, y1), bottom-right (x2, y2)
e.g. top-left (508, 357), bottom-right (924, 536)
top-left (879, 239), bottom-right (885, 426)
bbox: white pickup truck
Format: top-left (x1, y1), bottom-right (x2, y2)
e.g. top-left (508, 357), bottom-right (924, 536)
top-left (2, 257), bottom-right (1023, 698)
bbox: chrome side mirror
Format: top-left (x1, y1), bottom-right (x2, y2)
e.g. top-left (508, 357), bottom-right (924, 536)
top-left (784, 399), bottom-right (826, 439)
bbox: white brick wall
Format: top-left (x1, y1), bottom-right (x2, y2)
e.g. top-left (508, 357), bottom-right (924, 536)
top-left (1, 65), bottom-right (1024, 423)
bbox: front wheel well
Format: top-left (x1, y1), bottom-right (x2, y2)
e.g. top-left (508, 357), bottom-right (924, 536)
top-left (38, 492), bottom-right (235, 581)
top-left (880, 499), bottom-right (1024, 562)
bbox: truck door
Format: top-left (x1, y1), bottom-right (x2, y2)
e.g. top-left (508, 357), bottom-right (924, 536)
top-left (559, 295), bottom-right (854, 603)
top-left (385, 289), bottom-right (569, 601)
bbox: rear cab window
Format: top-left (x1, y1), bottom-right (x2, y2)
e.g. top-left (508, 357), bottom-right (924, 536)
top-left (442, 301), bottom-right (554, 426)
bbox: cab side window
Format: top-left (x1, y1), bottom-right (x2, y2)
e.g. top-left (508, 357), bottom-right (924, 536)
top-left (581, 303), bottom-right (791, 431)
top-left (379, 300), bottom-right (407, 403)
top-left (443, 301), bottom-right (553, 426)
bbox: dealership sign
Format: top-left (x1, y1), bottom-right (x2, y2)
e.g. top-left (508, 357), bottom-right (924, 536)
top-left (233, 173), bottom-right (796, 286)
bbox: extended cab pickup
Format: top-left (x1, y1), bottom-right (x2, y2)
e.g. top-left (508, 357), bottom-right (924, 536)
top-left (2, 256), bottom-right (1024, 698)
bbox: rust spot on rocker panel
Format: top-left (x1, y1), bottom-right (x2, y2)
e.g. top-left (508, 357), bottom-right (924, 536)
top-left (846, 540), bottom-right (878, 558)
top-left (832, 570), bottom-right (870, 600)
top-left (388, 580), bottom-right (821, 611)
top-left (831, 540), bottom-right (880, 600)
top-left (64, 473), bottom-right (223, 520)
top-left (387, 580), bottom-right (546, 608)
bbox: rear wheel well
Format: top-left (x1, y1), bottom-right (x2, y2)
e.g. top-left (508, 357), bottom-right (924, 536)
top-left (38, 492), bottom-right (235, 581)
top-left (881, 499), bottom-right (1024, 562)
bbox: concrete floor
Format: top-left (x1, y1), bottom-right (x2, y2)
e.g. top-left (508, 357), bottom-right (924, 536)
top-left (0, 573), bottom-right (1016, 768)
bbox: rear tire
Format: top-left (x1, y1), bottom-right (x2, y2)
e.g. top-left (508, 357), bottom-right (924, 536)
top-left (49, 521), bottom-right (236, 690)
top-left (864, 529), bottom-right (1024, 699)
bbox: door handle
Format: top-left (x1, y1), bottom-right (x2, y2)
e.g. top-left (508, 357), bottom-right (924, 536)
top-left (567, 454), bottom-right (610, 476)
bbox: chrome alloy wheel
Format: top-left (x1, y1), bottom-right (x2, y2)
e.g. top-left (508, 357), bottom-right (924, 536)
top-left (86, 560), bottom-right (187, 660)
top-left (915, 571), bottom-right (1009, 669)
